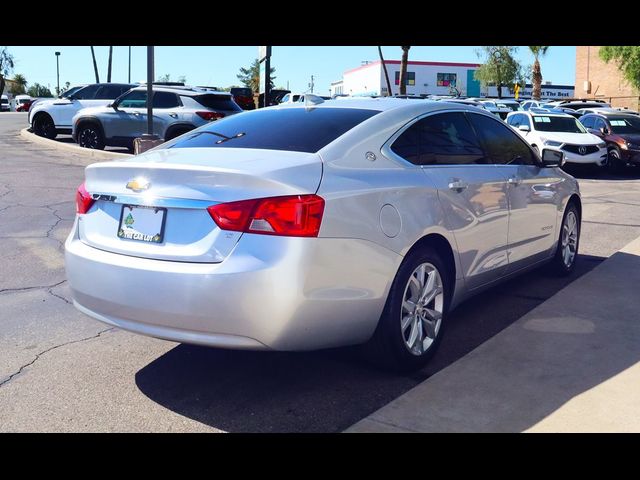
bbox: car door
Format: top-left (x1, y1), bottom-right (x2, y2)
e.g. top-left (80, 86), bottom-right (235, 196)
top-left (389, 110), bottom-right (510, 289)
top-left (54, 84), bottom-right (101, 127)
top-left (103, 90), bottom-right (147, 140)
top-left (467, 111), bottom-right (563, 273)
top-left (136, 91), bottom-right (182, 138)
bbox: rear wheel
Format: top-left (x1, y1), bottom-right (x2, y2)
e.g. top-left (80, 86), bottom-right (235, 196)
top-left (364, 246), bottom-right (449, 371)
top-left (550, 202), bottom-right (580, 276)
top-left (33, 113), bottom-right (57, 139)
top-left (77, 123), bottom-right (105, 150)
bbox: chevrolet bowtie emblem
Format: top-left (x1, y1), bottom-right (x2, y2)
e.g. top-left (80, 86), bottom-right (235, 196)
top-left (126, 178), bottom-right (151, 192)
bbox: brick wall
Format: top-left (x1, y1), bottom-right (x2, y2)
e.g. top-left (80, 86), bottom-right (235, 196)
top-left (575, 46), bottom-right (639, 110)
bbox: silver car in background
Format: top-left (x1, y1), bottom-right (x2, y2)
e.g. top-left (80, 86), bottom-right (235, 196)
top-left (65, 99), bottom-right (581, 370)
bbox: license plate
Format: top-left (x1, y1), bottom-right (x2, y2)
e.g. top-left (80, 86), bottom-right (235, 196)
top-left (117, 205), bottom-right (167, 243)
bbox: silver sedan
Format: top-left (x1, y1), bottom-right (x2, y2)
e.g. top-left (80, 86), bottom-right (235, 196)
top-left (65, 99), bottom-right (581, 370)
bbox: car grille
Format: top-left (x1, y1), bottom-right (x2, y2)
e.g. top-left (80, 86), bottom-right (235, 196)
top-left (562, 144), bottom-right (599, 155)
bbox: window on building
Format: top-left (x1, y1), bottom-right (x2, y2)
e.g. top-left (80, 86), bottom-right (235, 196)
top-left (437, 73), bottom-right (457, 87)
top-left (394, 71), bottom-right (416, 86)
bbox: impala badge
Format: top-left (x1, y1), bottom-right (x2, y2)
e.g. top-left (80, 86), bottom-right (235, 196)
top-left (126, 178), bottom-right (151, 192)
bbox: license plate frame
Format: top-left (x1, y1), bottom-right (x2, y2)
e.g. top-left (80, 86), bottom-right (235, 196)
top-left (117, 204), bottom-right (167, 244)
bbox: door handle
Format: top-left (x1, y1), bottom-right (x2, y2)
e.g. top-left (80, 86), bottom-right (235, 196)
top-left (448, 180), bottom-right (469, 192)
top-left (132, 111), bottom-right (141, 116)
top-left (168, 113), bottom-right (178, 118)
top-left (508, 176), bottom-right (522, 186)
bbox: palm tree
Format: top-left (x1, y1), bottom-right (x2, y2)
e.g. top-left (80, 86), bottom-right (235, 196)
top-left (399, 46), bottom-right (411, 95)
top-left (107, 46), bottom-right (113, 83)
top-left (237, 59), bottom-right (276, 93)
top-left (11, 73), bottom-right (27, 94)
top-left (90, 46), bottom-right (100, 83)
top-left (378, 46), bottom-right (393, 96)
top-left (0, 46), bottom-right (15, 101)
top-left (529, 46), bottom-right (549, 101)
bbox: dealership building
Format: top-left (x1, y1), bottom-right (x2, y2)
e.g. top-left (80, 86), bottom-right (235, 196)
top-left (330, 59), bottom-right (574, 99)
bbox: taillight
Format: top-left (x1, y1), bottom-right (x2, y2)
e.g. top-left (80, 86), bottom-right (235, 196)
top-left (76, 182), bottom-right (95, 214)
top-left (207, 195), bottom-right (325, 237)
top-left (196, 111), bottom-right (225, 121)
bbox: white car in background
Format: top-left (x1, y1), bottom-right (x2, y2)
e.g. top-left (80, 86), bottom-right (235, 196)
top-left (1, 94), bottom-right (9, 111)
top-left (507, 110), bottom-right (608, 168)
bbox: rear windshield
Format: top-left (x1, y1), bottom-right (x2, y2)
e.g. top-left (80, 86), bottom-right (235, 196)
top-left (194, 94), bottom-right (242, 112)
top-left (532, 115), bottom-right (586, 133)
top-left (163, 107), bottom-right (380, 153)
top-left (231, 88), bottom-right (252, 97)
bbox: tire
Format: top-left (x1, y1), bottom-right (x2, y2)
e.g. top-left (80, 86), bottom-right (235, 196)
top-left (33, 113), bottom-right (57, 139)
top-left (77, 123), bottom-right (105, 150)
top-left (550, 202), bottom-right (580, 276)
top-left (608, 147), bottom-right (624, 173)
top-left (363, 246), bottom-right (450, 371)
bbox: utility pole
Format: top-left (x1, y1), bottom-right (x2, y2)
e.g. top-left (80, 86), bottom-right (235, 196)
top-left (146, 46), bottom-right (154, 136)
top-left (128, 46), bottom-right (131, 83)
top-left (55, 51), bottom-right (60, 96)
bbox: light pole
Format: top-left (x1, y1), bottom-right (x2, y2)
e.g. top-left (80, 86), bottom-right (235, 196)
top-left (55, 51), bottom-right (60, 96)
top-left (128, 46), bottom-right (131, 83)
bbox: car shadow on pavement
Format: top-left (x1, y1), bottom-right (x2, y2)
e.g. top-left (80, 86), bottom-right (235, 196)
top-left (135, 254), bottom-right (604, 432)
top-left (55, 135), bottom-right (132, 154)
top-left (563, 164), bottom-right (640, 181)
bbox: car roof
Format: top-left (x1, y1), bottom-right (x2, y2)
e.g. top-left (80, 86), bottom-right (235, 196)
top-left (130, 85), bottom-right (231, 96)
top-left (511, 110), bottom-right (572, 118)
top-left (583, 111), bottom-right (638, 118)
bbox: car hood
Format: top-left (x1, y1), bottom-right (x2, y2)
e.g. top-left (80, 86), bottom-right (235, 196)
top-left (616, 133), bottom-right (640, 144)
top-left (538, 132), bottom-right (602, 145)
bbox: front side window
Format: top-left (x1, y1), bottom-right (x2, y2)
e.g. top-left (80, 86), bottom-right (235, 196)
top-left (117, 90), bottom-right (147, 108)
top-left (391, 112), bottom-right (485, 165)
top-left (468, 112), bottom-right (537, 166)
top-left (593, 118), bottom-right (607, 132)
top-left (580, 116), bottom-right (595, 129)
top-left (73, 84), bottom-right (100, 100)
top-left (163, 107), bottom-right (380, 153)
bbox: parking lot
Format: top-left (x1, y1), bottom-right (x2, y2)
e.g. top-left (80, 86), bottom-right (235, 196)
top-left (2, 111), bottom-right (640, 432)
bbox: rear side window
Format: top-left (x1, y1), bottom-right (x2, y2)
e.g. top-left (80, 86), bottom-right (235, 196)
top-left (468, 113), bottom-right (537, 165)
top-left (73, 84), bottom-right (100, 100)
top-left (163, 107), bottom-right (380, 153)
top-left (95, 84), bottom-right (130, 99)
top-left (153, 92), bottom-right (180, 108)
top-left (391, 112), bottom-right (485, 165)
top-left (193, 94), bottom-right (242, 112)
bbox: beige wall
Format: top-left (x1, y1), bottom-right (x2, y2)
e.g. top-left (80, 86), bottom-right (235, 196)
top-left (575, 46), bottom-right (639, 110)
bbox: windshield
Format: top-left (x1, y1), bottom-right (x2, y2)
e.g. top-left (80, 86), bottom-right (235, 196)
top-left (1, 98), bottom-right (8, 104)
top-left (504, 103), bottom-right (520, 111)
top-left (609, 116), bottom-right (640, 134)
top-left (162, 107), bottom-right (380, 153)
top-left (532, 115), bottom-right (586, 133)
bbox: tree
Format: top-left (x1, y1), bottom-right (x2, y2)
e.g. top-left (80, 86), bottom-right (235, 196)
top-left (107, 46), bottom-right (113, 83)
top-left (0, 46), bottom-right (15, 101)
top-left (378, 46), bottom-right (393, 96)
top-left (399, 46), bottom-right (411, 95)
top-left (474, 46), bottom-right (522, 99)
top-left (27, 83), bottom-right (53, 98)
top-left (9, 73), bottom-right (27, 95)
top-left (599, 46), bottom-right (640, 91)
top-left (529, 46), bottom-right (549, 100)
top-left (237, 59), bottom-right (276, 93)
top-left (90, 46), bottom-right (100, 83)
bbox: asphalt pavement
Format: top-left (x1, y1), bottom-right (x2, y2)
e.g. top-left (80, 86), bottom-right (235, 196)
top-left (2, 112), bottom-right (640, 432)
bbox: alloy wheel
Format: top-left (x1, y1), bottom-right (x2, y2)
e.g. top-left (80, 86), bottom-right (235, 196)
top-left (400, 262), bottom-right (444, 356)
top-left (561, 211), bottom-right (578, 268)
top-left (79, 128), bottom-right (99, 149)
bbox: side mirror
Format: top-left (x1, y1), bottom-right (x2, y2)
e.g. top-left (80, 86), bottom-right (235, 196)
top-left (517, 124), bottom-right (531, 132)
top-left (109, 102), bottom-right (119, 111)
top-left (541, 148), bottom-right (565, 167)
top-left (600, 127), bottom-right (609, 135)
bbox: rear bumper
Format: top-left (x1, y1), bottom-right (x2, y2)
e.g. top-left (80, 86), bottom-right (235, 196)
top-left (65, 221), bottom-right (401, 351)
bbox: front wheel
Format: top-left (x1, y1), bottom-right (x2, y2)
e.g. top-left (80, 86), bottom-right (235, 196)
top-left (608, 147), bottom-right (624, 173)
top-left (363, 246), bottom-right (449, 371)
top-left (77, 124), bottom-right (105, 150)
top-left (550, 203), bottom-right (580, 276)
top-left (33, 114), bottom-right (57, 139)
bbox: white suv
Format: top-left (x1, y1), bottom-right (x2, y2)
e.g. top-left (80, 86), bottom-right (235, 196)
top-left (71, 86), bottom-right (242, 150)
top-left (28, 83), bottom-right (136, 139)
top-left (507, 110), bottom-right (607, 167)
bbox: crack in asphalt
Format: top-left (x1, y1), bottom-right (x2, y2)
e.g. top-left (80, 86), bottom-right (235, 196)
top-left (44, 205), bottom-right (66, 250)
top-left (47, 286), bottom-right (72, 305)
top-left (0, 280), bottom-right (66, 295)
top-left (0, 328), bottom-right (114, 388)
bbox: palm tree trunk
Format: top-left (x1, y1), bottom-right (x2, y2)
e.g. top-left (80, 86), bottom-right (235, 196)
top-left (378, 46), bottom-right (393, 96)
top-left (532, 58), bottom-right (542, 100)
top-left (399, 46), bottom-right (411, 95)
top-left (107, 46), bottom-right (113, 83)
top-left (0, 76), bottom-right (5, 103)
top-left (90, 47), bottom-right (100, 83)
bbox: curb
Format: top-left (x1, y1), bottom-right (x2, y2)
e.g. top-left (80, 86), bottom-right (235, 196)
top-left (20, 128), bottom-right (131, 160)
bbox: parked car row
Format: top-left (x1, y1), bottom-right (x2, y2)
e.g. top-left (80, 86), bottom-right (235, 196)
top-left (28, 83), bottom-right (243, 150)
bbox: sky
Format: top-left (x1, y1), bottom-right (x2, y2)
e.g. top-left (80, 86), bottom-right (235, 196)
top-left (6, 46), bottom-right (576, 94)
